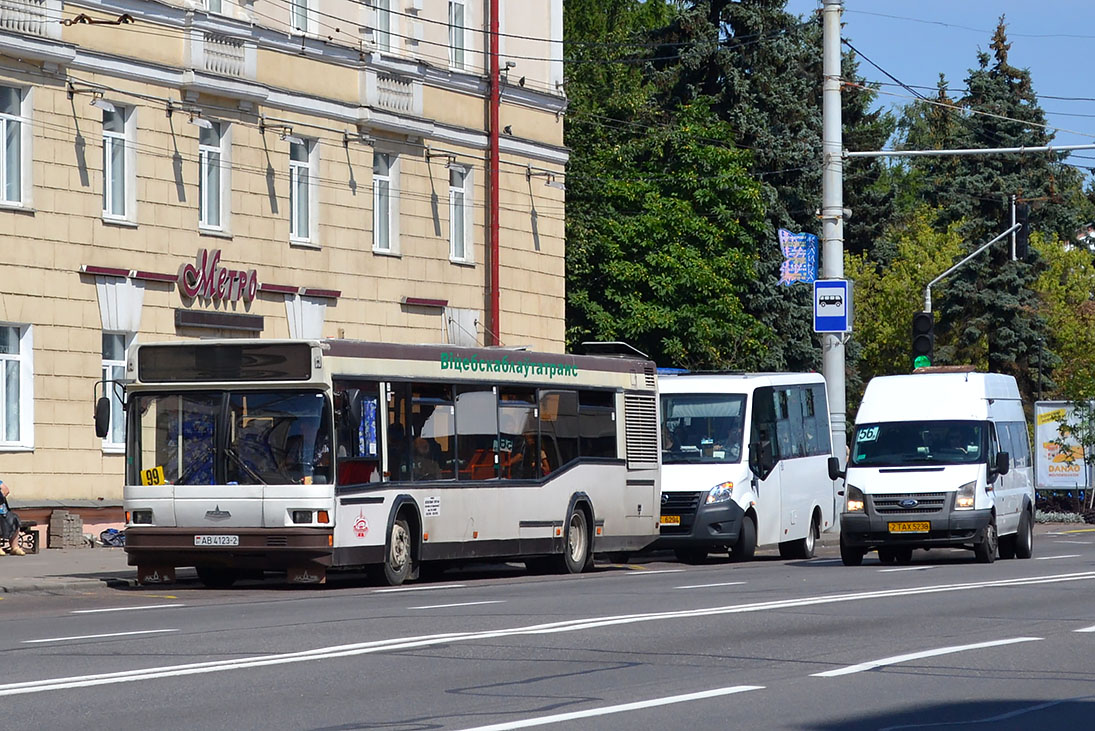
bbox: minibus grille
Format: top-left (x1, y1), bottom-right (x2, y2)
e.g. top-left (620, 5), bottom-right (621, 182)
top-left (871, 493), bottom-right (947, 514)
top-left (661, 491), bottom-right (702, 515)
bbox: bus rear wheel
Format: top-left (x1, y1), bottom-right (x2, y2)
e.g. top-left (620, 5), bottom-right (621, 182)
top-left (383, 517), bottom-right (414, 586)
top-left (560, 507), bottom-right (592, 574)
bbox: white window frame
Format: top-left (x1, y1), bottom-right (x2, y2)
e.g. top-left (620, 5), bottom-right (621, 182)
top-left (372, 151), bottom-right (399, 255)
top-left (101, 331), bottom-right (132, 452)
top-left (290, 0), bottom-right (315, 34)
top-left (102, 104), bottom-right (136, 222)
top-left (207, 0), bottom-right (223, 14)
top-left (289, 137), bottom-right (318, 245)
top-left (374, 0), bottom-right (392, 52)
top-left (199, 121), bottom-right (231, 232)
top-left (449, 165), bottom-right (473, 263)
top-left (0, 85), bottom-right (30, 207)
top-left (448, 0), bottom-right (466, 70)
top-left (0, 324), bottom-right (33, 450)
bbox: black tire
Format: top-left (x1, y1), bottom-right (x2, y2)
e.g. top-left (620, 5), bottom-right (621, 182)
top-left (383, 517), bottom-right (414, 586)
top-left (997, 532), bottom-right (1016, 560)
top-left (730, 516), bottom-right (757, 562)
top-left (878, 548), bottom-right (897, 564)
top-left (974, 519), bottom-right (997, 564)
top-left (840, 534), bottom-right (864, 566)
top-left (780, 515), bottom-right (819, 560)
top-left (196, 565), bottom-right (238, 589)
top-left (894, 547), bottom-right (914, 565)
top-left (560, 507), bottom-right (592, 574)
top-left (674, 548), bottom-right (708, 565)
top-left (1015, 509), bottom-right (1034, 559)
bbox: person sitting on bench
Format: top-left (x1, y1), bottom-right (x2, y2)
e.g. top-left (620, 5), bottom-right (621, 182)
top-left (0, 479), bottom-right (26, 556)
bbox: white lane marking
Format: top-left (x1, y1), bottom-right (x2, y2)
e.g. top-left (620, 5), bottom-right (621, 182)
top-left (1073, 624), bottom-right (1095, 633)
top-left (373, 584), bottom-right (466, 594)
top-left (5, 570), bottom-right (1095, 697)
top-left (410, 600), bottom-right (506, 610)
top-left (811, 637), bottom-right (1042, 678)
top-left (70, 604), bottom-right (184, 615)
top-left (1035, 555), bottom-right (1080, 561)
top-left (1053, 540), bottom-right (1090, 545)
top-left (453, 685), bottom-right (765, 731)
top-left (627, 569), bottom-right (686, 575)
top-left (878, 567), bottom-right (932, 573)
top-left (676, 581), bottom-right (747, 589)
top-left (23, 630), bottom-right (178, 645)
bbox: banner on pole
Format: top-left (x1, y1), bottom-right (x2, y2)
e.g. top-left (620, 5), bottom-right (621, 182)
top-left (778, 229), bottom-right (819, 286)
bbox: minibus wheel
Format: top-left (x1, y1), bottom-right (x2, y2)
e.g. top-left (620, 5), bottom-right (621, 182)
top-left (729, 516), bottom-right (756, 562)
top-left (839, 535), bottom-right (864, 566)
top-left (1014, 510), bottom-right (1034, 559)
top-left (974, 519), bottom-right (997, 564)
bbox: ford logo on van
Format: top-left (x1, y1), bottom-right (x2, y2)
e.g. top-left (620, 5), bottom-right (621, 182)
top-left (899, 498), bottom-right (919, 509)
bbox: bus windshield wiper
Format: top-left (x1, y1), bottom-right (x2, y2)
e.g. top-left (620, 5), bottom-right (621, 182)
top-left (224, 446), bottom-right (268, 485)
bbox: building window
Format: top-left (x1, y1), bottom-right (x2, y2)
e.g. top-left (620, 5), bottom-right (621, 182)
top-left (0, 86), bottom-right (23, 204)
top-left (449, 166), bottom-right (470, 262)
top-left (375, 0), bottom-right (391, 52)
top-left (199, 121), bottom-right (229, 231)
top-left (102, 333), bottom-right (130, 449)
top-left (448, 0), bottom-right (465, 69)
top-left (290, 0), bottom-right (310, 33)
top-left (207, 0), bottom-right (222, 13)
top-left (102, 104), bottom-right (133, 220)
top-left (289, 138), bottom-right (315, 243)
top-left (373, 152), bottom-right (397, 253)
top-left (0, 325), bottom-right (31, 447)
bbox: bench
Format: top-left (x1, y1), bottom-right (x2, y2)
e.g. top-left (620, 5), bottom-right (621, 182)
top-left (0, 520), bottom-right (39, 555)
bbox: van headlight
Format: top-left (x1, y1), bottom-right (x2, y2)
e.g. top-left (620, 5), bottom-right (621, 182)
top-left (706, 481), bottom-right (734, 504)
top-left (845, 484), bottom-right (865, 512)
top-left (955, 481), bottom-right (976, 510)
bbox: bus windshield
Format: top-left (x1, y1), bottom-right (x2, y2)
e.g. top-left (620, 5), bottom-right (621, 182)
top-left (661, 393), bottom-right (747, 464)
top-left (130, 390), bottom-right (332, 485)
top-left (851, 420), bottom-right (986, 467)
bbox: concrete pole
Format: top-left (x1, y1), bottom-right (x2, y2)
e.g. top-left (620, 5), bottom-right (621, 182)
top-left (821, 1), bottom-right (846, 469)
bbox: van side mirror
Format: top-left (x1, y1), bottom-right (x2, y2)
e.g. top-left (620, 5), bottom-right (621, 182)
top-left (749, 440), bottom-right (775, 480)
top-left (995, 451), bottom-right (1010, 476)
top-left (94, 396), bottom-right (111, 438)
top-left (828, 456), bottom-right (844, 481)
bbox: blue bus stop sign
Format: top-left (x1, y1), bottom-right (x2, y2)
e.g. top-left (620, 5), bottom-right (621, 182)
top-left (814, 279), bottom-right (852, 333)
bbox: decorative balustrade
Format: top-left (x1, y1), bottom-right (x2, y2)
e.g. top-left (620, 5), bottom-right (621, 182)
top-left (376, 73), bottom-right (414, 114)
top-left (203, 32), bottom-right (245, 78)
top-left (0, 0), bottom-right (61, 39)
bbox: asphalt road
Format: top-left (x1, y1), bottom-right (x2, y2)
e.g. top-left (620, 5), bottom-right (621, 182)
top-left (3, 526), bottom-right (1095, 730)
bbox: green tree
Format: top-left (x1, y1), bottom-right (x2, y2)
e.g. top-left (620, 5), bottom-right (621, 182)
top-left (1035, 237), bottom-right (1095, 400)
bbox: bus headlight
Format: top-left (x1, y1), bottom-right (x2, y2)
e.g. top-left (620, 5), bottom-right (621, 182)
top-left (129, 509), bottom-right (153, 525)
top-left (955, 481), bottom-right (976, 510)
top-left (845, 485), bottom-right (865, 513)
top-left (706, 482), bottom-right (734, 504)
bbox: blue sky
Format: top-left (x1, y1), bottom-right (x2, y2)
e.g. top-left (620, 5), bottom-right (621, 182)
top-left (783, 1), bottom-right (1095, 165)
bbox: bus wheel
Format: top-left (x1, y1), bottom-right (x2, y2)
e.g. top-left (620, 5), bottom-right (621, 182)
top-left (196, 565), bottom-right (238, 589)
top-left (780, 515), bottom-right (819, 560)
top-left (560, 507), bottom-right (591, 574)
top-left (1014, 509), bottom-right (1034, 559)
top-left (384, 517), bottom-right (414, 586)
top-left (730, 516), bottom-right (756, 562)
top-left (974, 519), bottom-right (997, 564)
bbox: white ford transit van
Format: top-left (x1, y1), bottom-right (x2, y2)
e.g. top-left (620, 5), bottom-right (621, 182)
top-left (657, 372), bottom-right (836, 562)
top-left (832, 369), bottom-right (1035, 565)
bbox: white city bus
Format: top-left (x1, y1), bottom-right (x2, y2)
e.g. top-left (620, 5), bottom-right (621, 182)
top-left (96, 339), bottom-right (660, 587)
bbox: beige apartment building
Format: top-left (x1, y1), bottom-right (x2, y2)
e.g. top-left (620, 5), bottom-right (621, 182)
top-left (0, 0), bottom-right (567, 506)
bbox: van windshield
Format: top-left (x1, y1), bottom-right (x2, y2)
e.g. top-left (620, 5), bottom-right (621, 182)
top-left (661, 393), bottom-right (746, 464)
top-left (851, 420), bottom-right (986, 467)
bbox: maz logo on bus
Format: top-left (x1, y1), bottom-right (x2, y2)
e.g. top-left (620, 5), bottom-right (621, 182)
top-left (178, 248), bottom-right (259, 304)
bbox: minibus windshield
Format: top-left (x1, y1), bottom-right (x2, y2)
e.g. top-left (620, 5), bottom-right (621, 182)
top-left (661, 393), bottom-right (746, 464)
top-left (850, 420), bottom-right (985, 467)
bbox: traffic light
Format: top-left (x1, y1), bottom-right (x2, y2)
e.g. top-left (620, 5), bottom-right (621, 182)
top-left (912, 311), bottom-right (934, 368)
top-left (1015, 203), bottom-right (1030, 259)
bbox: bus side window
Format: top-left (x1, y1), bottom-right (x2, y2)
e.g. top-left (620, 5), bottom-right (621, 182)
top-left (540, 390), bottom-right (579, 474)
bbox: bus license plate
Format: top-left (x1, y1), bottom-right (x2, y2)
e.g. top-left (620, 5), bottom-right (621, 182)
top-left (888, 522), bottom-right (929, 534)
top-left (660, 515), bottom-right (681, 525)
top-left (194, 535), bottom-right (239, 546)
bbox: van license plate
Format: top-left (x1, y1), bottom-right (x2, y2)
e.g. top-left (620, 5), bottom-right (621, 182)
top-left (194, 535), bottom-right (239, 546)
top-left (660, 515), bottom-right (681, 525)
top-left (888, 522), bottom-right (929, 534)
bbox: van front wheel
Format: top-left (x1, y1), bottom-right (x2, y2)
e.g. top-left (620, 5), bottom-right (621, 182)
top-left (840, 535), bottom-right (864, 566)
top-left (974, 519), bottom-right (997, 564)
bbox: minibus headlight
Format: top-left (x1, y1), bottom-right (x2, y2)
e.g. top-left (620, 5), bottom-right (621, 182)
top-left (955, 481), bottom-right (976, 510)
top-left (845, 485), bottom-right (865, 513)
top-left (706, 482), bottom-right (734, 504)
top-left (130, 509), bottom-right (153, 525)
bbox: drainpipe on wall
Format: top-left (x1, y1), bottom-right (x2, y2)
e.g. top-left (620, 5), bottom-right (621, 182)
top-left (487, 0), bottom-right (501, 345)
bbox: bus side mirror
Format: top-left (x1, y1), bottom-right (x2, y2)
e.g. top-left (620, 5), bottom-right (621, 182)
top-left (995, 451), bottom-right (1010, 476)
top-left (94, 397), bottom-right (111, 438)
top-left (828, 456), bottom-right (844, 481)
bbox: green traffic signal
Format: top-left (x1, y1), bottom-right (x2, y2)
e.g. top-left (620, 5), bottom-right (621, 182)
top-left (913, 355), bottom-right (932, 368)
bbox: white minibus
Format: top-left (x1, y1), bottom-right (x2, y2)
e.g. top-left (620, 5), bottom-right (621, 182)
top-left (657, 372), bottom-right (836, 562)
top-left (832, 369), bottom-right (1035, 565)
